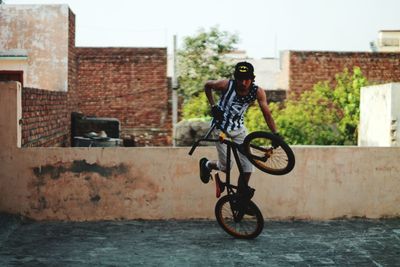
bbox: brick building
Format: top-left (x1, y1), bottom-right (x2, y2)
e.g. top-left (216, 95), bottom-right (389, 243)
top-left (0, 5), bottom-right (171, 147)
top-left (76, 48), bottom-right (170, 146)
top-left (278, 50), bottom-right (400, 97)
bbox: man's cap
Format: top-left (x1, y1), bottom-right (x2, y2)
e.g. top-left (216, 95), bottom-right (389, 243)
top-left (234, 61), bottom-right (255, 80)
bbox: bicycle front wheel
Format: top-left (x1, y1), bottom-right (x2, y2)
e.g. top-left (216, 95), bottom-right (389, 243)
top-left (215, 195), bottom-right (264, 239)
top-left (243, 131), bottom-right (295, 175)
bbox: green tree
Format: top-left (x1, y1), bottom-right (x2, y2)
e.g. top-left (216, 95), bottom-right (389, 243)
top-left (332, 67), bottom-right (367, 144)
top-left (245, 67), bottom-right (368, 145)
top-left (182, 93), bottom-right (212, 120)
top-left (178, 26), bottom-right (238, 119)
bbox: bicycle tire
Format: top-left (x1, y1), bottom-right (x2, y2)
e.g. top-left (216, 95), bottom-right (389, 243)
top-left (243, 131), bottom-right (295, 175)
top-left (215, 195), bottom-right (264, 239)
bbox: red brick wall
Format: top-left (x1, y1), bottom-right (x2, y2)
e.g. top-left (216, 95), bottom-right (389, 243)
top-left (21, 88), bottom-right (69, 147)
top-left (289, 51), bottom-right (400, 96)
top-left (76, 47), bottom-right (171, 146)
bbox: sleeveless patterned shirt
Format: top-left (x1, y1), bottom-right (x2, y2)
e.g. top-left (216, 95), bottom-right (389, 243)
top-left (212, 79), bottom-right (258, 131)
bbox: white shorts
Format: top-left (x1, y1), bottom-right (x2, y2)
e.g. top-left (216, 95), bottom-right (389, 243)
top-left (214, 127), bottom-right (254, 173)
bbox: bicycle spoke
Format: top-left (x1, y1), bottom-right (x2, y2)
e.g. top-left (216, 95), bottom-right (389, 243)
top-left (250, 146), bottom-right (289, 171)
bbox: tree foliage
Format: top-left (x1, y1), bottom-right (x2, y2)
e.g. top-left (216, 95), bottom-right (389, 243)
top-left (245, 67), bottom-right (368, 145)
top-left (182, 93), bottom-right (212, 120)
top-left (178, 26), bottom-right (238, 104)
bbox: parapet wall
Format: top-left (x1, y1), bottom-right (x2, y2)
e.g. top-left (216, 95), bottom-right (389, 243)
top-left (1, 82), bottom-right (399, 221)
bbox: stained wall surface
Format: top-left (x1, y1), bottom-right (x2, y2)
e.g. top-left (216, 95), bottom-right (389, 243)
top-left (0, 5), bottom-right (69, 91)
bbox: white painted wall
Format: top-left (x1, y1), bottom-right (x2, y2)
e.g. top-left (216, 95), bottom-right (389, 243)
top-left (391, 84), bottom-right (400, 146)
top-left (359, 83), bottom-right (400, 146)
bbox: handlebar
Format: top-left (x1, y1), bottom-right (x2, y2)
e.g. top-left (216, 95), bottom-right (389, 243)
top-left (188, 122), bottom-right (239, 156)
top-left (188, 141), bottom-right (200, 155)
top-left (188, 137), bottom-right (221, 155)
top-left (188, 123), bottom-right (219, 155)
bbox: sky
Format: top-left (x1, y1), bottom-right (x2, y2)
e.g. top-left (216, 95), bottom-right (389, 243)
top-left (4, 0), bottom-right (400, 58)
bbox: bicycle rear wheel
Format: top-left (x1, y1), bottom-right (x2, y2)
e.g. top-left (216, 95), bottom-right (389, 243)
top-left (243, 131), bottom-right (295, 175)
top-left (215, 195), bottom-right (264, 239)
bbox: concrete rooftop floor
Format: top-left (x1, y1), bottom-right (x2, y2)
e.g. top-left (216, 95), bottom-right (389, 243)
top-left (0, 213), bottom-right (399, 266)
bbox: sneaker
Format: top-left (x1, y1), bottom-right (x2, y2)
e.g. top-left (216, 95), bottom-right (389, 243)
top-left (199, 158), bottom-right (211, 184)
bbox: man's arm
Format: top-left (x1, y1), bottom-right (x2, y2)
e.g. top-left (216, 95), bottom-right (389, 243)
top-left (204, 79), bottom-right (229, 106)
top-left (256, 87), bottom-right (278, 133)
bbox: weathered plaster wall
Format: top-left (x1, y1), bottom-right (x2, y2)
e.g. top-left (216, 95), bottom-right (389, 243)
top-left (2, 146), bottom-right (400, 221)
top-left (359, 83), bottom-right (400, 146)
top-left (0, 5), bottom-right (69, 91)
top-left (1, 82), bottom-right (400, 221)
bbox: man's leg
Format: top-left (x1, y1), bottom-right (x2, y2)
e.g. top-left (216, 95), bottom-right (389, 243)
top-left (231, 128), bottom-right (254, 196)
top-left (199, 153), bottom-right (227, 183)
top-left (205, 160), bottom-right (219, 171)
top-left (238, 172), bottom-right (251, 188)
top-left (199, 129), bottom-right (228, 183)
top-left (238, 172), bottom-right (253, 196)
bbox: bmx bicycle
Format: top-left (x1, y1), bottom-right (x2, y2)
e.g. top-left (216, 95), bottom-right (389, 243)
top-left (189, 124), bottom-right (295, 239)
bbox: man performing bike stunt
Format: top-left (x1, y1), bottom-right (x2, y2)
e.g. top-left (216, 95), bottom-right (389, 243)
top-left (200, 61), bottom-right (279, 195)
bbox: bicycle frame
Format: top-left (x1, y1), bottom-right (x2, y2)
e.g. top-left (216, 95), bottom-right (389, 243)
top-left (189, 124), bottom-right (247, 196)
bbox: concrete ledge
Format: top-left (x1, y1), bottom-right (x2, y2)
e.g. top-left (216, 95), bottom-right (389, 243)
top-left (0, 145), bottom-right (399, 221)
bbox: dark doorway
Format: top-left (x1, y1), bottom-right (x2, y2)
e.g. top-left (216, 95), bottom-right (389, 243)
top-left (0, 71), bottom-right (24, 87)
